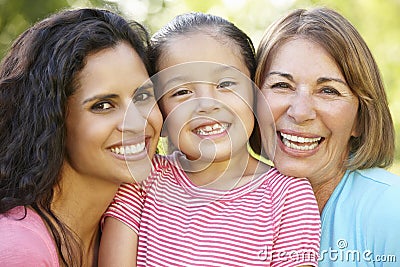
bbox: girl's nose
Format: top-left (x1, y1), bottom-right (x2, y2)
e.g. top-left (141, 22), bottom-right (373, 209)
top-left (195, 83), bottom-right (221, 114)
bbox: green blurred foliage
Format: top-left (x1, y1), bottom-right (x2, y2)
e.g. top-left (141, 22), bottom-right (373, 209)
top-left (1, 0), bottom-right (400, 173)
top-left (0, 0), bottom-right (109, 57)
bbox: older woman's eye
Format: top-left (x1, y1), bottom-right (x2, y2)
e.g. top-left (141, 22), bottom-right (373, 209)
top-left (271, 82), bottom-right (291, 89)
top-left (321, 87), bottom-right (341, 95)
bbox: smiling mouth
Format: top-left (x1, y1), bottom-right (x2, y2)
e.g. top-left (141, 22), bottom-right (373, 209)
top-left (110, 142), bottom-right (145, 155)
top-left (279, 132), bottom-right (324, 151)
top-left (194, 122), bottom-right (230, 136)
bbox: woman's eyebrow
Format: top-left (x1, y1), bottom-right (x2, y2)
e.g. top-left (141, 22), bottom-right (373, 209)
top-left (137, 81), bottom-right (154, 91)
top-left (82, 93), bottom-right (118, 105)
top-left (317, 77), bottom-right (347, 85)
top-left (267, 71), bottom-right (294, 82)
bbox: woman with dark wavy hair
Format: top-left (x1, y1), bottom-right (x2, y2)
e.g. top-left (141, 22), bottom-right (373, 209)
top-left (0, 8), bottom-right (162, 266)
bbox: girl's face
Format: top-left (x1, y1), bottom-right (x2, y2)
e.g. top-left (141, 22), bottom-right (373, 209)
top-left (157, 33), bottom-right (254, 162)
top-left (65, 42), bottom-right (162, 184)
top-left (257, 38), bottom-right (359, 187)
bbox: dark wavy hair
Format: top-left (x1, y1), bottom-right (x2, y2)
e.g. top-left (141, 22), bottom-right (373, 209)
top-left (0, 8), bottom-right (150, 266)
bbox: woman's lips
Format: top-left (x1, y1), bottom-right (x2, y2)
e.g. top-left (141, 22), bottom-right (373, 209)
top-left (110, 142), bottom-right (145, 155)
top-left (277, 131), bottom-right (325, 154)
top-left (108, 137), bottom-right (151, 161)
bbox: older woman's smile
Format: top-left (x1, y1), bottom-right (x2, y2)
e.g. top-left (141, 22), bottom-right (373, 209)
top-left (278, 131), bottom-right (323, 151)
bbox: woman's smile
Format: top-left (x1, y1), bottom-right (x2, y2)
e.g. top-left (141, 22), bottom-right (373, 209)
top-left (278, 131), bottom-right (324, 152)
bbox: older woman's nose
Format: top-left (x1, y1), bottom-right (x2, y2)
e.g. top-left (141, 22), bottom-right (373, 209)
top-left (286, 92), bottom-right (316, 123)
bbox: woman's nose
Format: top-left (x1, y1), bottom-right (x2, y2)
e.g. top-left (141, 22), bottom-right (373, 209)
top-left (117, 103), bottom-right (147, 133)
top-left (286, 91), bottom-right (316, 123)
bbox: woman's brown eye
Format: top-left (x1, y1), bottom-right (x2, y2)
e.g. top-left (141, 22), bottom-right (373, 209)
top-left (321, 87), bottom-right (340, 95)
top-left (272, 82), bottom-right (290, 88)
top-left (92, 101), bottom-right (113, 111)
top-left (133, 92), bottom-right (152, 102)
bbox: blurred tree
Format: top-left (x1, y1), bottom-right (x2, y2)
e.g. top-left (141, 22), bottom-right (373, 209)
top-left (1, 0), bottom-right (63, 57)
top-left (0, 0), bottom-right (115, 58)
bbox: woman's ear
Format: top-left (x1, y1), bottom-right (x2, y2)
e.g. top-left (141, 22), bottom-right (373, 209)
top-left (351, 113), bottom-right (361, 138)
top-left (351, 128), bottom-right (360, 138)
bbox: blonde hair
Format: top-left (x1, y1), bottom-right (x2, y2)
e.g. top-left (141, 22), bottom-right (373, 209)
top-left (255, 7), bottom-right (394, 169)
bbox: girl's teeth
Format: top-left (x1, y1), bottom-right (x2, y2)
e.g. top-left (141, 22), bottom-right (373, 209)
top-left (111, 142), bottom-right (145, 155)
top-left (196, 123), bottom-right (229, 136)
top-left (281, 133), bottom-right (321, 151)
top-left (212, 124), bottom-right (220, 130)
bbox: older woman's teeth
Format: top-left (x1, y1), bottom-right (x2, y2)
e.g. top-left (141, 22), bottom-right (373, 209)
top-left (111, 142), bottom-right (145, 155)
top-left (281, 133), bottom-right (321, 151)
top-left (195, 123), bottom-right (229, 136)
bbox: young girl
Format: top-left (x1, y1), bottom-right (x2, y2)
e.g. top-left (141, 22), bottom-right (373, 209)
top-left (100, 12), bottom-right (320, 267)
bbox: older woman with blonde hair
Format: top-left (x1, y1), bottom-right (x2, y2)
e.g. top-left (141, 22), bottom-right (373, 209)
top-left (254, 7), bottom-right (400, 266)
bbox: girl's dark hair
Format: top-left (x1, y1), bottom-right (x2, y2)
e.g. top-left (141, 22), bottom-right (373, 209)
top-left (150, 12), bottom-right (256, 78)
top-left (0, 8), bottom-right (150, 266)
top-left (149, 12), bottom-right (261, 152)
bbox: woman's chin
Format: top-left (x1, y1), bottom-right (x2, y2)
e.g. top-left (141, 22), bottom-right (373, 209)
top-left (273, 159), bottom-right (312, 179)
top-left (126, 158), bottom-right (152, 183)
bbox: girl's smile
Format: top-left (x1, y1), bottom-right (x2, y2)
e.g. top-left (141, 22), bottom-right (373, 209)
top-left (193, 121), bottom-right (231, 138)
top-left (157, 34), bottom-right (254, 164)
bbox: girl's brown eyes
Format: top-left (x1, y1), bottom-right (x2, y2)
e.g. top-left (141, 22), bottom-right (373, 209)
top-left (216, 81), bottom-right (236, 89)
top-left (171, 89), bottom-right (192, 97)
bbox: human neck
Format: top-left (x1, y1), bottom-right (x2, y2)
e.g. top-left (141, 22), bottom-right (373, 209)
top-left (179, 147), bottom-right (269, 190)
top-left (52, 167), bottom-right (120, 266)
top-left (310, 170), bottom-right (345, 214)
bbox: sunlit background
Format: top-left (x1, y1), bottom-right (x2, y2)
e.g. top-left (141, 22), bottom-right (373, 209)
top-left (1, 0), bottom-right (399, 173)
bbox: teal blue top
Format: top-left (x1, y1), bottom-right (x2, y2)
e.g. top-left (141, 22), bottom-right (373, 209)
top-left (319, 168), bottom-right (400, 266)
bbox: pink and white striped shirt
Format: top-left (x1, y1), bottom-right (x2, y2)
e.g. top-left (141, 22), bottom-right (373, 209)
top-left (105, 152), bottom-right (320, 267)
